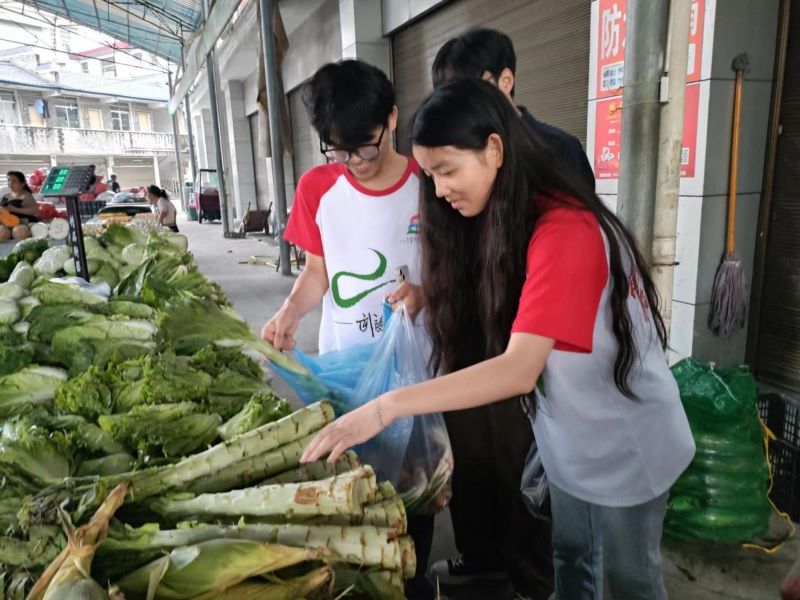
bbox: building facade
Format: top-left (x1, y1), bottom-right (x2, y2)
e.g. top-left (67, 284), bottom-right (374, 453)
top-left (0, 2), bottom-right (187, 191)
top-left (182, 0), bottom-right (794, 391)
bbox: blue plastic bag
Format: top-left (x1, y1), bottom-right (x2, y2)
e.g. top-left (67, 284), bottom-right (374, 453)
top-left (269, 303), bottom-right (453, 513)
top-left (269, 303), bottom-right (394, 409)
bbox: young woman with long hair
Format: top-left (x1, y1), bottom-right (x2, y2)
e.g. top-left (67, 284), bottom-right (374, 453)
top-left (301, 78), bottom-right (695, 600)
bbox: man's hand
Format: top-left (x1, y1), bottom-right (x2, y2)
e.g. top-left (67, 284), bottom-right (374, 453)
top-left (260, 252), bottom-right (328, 352)
top-left (387, 282), bottom-right (425, 318)
top-left (261, 301), bottom-right (300, 351)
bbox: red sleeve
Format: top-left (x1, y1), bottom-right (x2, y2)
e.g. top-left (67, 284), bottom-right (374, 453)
top-left (284, 165), bottom-right (341, 256)
top-left (511, 209), bottom-right (608, 353)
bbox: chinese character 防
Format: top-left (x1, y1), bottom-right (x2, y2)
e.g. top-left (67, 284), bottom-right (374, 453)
top-left (602, 3), bottom-right (623, 60)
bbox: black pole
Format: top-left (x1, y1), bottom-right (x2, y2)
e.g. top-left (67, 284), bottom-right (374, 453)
top-left (259, 0), bottom-right (291, 275)
top-left (202, 0), bottom-right (231, 237)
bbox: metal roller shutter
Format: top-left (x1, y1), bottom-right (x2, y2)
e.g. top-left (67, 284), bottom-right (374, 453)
top-left (754, 2), bottom-right (800, 392)
top-left (392, 0), bottom-right (590, 154)
top-left (289, 87), bottom-right (322, 186)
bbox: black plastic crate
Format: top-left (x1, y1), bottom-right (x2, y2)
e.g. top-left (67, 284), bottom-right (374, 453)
top-left (759, 392), bottom-right (800, 521)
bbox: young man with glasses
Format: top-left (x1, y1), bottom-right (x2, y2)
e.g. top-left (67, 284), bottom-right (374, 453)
top-left (261, 59), bottom-right (433, 600)
top-left (262, 59), bottom-right (422, 354)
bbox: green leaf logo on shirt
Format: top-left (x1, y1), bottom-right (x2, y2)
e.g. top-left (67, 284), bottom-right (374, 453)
top-left (332, 249), bottom-right (390, 309)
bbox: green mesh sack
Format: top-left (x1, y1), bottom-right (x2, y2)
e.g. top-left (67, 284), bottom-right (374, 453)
top-left (665, 359), bottom-right (771, 542)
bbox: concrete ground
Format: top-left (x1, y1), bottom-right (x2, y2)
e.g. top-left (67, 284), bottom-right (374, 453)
top-left (183, 214), bottom-right (797, 600)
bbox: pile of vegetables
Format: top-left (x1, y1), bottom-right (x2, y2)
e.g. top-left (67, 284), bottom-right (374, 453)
top-left (0, 224), bottom-right (414, 599)
top-left (0, 204), bottom-right (69, 244)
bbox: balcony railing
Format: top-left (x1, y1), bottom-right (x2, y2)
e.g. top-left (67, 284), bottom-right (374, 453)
top-left (0, 125), bottom-right (186, 156)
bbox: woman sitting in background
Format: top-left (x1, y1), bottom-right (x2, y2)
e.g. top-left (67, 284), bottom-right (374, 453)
top-left (147, 185), bottom-right (178, 232)
top-left (1, 171), bottom-right (40, 222)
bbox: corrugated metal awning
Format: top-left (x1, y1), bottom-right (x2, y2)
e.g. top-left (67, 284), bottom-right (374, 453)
top-left (20, 0), bottom-right (204, 62)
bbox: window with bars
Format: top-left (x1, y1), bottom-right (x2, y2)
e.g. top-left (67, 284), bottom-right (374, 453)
top-left (81, 61), bottom-right (90, 73)
top-left (0, 92), bottom-right (17, 124)
top-left (102, 63), bottom-right (117, 78)
top-left (110, 105), bottom-right (130, 131)
top-left (53, 97), bottom-right (80, 128)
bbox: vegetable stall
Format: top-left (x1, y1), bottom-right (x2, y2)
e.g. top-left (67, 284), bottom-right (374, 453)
top-left (0, 223), bottom-right (412, 599)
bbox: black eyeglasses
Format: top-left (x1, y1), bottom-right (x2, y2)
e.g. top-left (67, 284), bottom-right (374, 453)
top-left (320, 125), bottom-right (386, 164)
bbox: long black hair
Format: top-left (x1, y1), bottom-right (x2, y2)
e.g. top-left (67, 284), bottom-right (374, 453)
top-left (147, 184), bottom-right (169, 200)
top-left (410, 78), bottom-right (666, 397)
top-left (7, 171), bottom-right (32, 194)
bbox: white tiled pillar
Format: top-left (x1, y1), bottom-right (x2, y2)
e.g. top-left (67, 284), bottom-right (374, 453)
top-left (201, 109), bottom-right (217, 170)
top-left (152, 152), bottom-right (161, 188)
top-left (194, 114), bottom-right (207, 170)
top-left (223, 80), bottom-right (257, 221)
top-left (339, 0), bottom-right (391, 75)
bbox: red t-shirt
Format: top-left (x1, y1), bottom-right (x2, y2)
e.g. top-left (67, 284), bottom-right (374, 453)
top-left (511, 205), bottom-right (609, 353)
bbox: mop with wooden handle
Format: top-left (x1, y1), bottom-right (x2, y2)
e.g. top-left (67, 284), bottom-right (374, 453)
top-left (709, 53), bottom-right (750, 339)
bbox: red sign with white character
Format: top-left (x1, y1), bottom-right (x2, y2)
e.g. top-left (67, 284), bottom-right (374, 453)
top-left (597, 0), bottom-right (627, 99)
top-left (592, 0), bottom-right (705, 179)
top-left (594, 98), bottom-right (623, 179)
top-left (687, 0), bottom-right (705, 83)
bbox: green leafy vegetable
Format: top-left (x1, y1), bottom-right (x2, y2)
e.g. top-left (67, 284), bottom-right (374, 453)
top-left (191, 344), bottom-right (263, 379)
top-left (8, 261), bottom-right (35, 289)
top-left (207, 369), bottom-right (269, 419)
top-left (217, 392), bottom-right (292, 441)
top-left (0, 326), bottom-right (34, 376)
top-left (26, 304), bottom-right (95, 344)
top-left (54, 365), bottom-right (113, 420)
top-left (108, 352), bottom-right (212, 411)
top-left (49, 318), bottom-right (157, 374)
top-left (0, 299), bottom-right (19, 325)
top-left (0, 418), bottom-right (72, 486)
top-left (158, 298), bottom-right (297, 372)
top-left (31, 282), bottom-right (107, 307)
top-left (10, 238), bottom-right (49, 265)
top-left (102, 223), bottom-right (147, 249)
top-left (98, 403), bottom-right (221, 458)
top-left (39, 414), bottom-right (128, 457)
top-left (0, 366), bottom-right (68, 419)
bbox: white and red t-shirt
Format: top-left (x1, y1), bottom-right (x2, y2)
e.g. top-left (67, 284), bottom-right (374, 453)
top-left (284, 160), bottom-right (421, 354)
top-left (511, 201), bottom-right (695, 507)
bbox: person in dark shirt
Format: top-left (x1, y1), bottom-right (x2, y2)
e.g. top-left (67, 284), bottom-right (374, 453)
top-left (433, 28), bottom-right (595, 192)
top-left (109, 173), bottom-right (121, 193)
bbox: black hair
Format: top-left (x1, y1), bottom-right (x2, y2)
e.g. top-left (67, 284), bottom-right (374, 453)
top-left (147, 184), bottom-right (168, 200)
top-left (410, 78), bottom-right (666, 397)
top-left (431, 28), bottom-right (517, 95)
top-left (302, 59), bottom-right (395, 147)
top-left (7, 171), bottom-right (32, 193)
